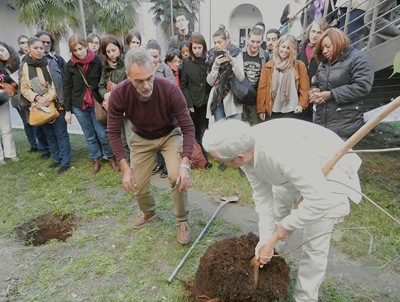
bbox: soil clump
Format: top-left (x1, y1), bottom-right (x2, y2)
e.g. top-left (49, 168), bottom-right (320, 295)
top-left (191, 233), bottom-right (290, 302)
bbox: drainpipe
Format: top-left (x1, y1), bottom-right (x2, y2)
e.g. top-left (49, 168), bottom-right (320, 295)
top-left (170, 0), bottom-right (174, 37)
top-left (78, 0), bottom-right (87, 39)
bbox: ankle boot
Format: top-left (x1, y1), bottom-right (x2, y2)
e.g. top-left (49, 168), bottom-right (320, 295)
top-left (108, 156), bottom-right (120, 172)
top-left (92, 158), bottom-right (102, 174)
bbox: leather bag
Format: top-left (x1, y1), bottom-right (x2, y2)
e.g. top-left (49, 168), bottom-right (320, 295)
top-left (230, 75), bottom-right (257, 106)
top-left (77, 67), bottom-right (107, 124)
top-left (94, 99), bottom-right (107, 124)
top-left (0, 82), bottom-right (17, 106)
top-left (29, 102), bottom-right (59, 126)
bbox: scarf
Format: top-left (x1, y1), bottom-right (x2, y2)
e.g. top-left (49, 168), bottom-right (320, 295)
top-left (71, 49), bottom-right (96, 110)
top-left (208, 45), bottom-right (241, 111)
top-left (25, 55), bottom-right (53, 87)
top-left (271, 57), bottom-right (295, 104)
top-left (172, 69), bottom-right (180, 86)
top-left (107, 59), bottom-right (118, 69)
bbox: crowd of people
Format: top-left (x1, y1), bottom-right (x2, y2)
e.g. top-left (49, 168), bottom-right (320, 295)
top-left (0, 7), bottom-right (385, 301)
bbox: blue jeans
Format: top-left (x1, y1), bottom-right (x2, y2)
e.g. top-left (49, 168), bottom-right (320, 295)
top-left (33, 125), bottom-right (50, 155)
top-left (338, 8), bottom-right (367, 48)
top-left (41, 110), bottom-right (72, 167)
top-left (72, 105), bottom-right (113, 159)
top-left (17, 108), bottom-right (37, 149)
top-left (213, 105), bottom-right (242, 122)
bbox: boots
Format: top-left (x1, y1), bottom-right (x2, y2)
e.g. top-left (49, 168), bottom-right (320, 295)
top-left (92, 158), bottom-right (102, 174)
top-left (108, 156), bottom-right (120, 172)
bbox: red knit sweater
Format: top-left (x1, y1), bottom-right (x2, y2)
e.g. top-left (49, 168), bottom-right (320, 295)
top-left (107, 76), bottom-right (195, 162)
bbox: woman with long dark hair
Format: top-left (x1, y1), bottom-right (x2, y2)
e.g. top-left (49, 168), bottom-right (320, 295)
top-left (180, 33), bottom-right (210, 145)
top-left (64, 34), bottom-right (118, 174)
top-left (98, 35), bottom-right (127, 165)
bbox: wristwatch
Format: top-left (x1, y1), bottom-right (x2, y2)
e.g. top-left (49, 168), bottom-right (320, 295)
top-left (179, 163), bottom-right (191, 172)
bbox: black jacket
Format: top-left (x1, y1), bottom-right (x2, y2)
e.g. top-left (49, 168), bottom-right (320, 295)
top-left (314, 47), bottom-right (374, 137)
top-left (63, 55), bottom-right (102, 111)
top-left (180, 57), bottom-right (211, 108)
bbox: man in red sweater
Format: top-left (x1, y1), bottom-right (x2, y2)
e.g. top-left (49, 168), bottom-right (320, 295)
top-left (107, 48), bottom-right (195, 244)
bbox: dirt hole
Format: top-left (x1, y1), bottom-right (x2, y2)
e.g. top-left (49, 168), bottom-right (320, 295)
top-left (191, 233), bottom-right (290, 302)
top-left (13, 212), bottom-right (78, 246)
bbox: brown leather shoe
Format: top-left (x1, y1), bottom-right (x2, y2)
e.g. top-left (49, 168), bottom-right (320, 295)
top-left (108, 156), bottom-right (120, 172)
top-left (91, 158), bottom-right (102, 174)
top-left (177, 221), bottom-right (191, 244)
top-left (132, 213), bottom-right (157, 229)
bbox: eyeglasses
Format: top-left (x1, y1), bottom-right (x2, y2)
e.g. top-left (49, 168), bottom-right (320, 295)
top-left (19, 41), bottom-right (28, 44)
top-left (41, 41), bottom-right (51, 44)
top-left (89, 41), bottom-right (100, 45)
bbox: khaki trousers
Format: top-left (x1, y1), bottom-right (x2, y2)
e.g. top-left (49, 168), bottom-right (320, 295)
top-left (130, 128), bottom-right (188, 221)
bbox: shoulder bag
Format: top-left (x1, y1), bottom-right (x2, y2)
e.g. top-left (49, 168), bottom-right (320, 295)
top-left (29, 102), bottom-right (59, 126)
top-left (77, 67), bottom-right (107, 124)
top-left (230, 74), bottom-right (257, 106)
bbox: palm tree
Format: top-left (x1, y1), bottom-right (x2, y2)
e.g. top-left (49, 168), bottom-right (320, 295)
top-left (13, 0), bottom-right (80, 39)
top-left (84, 0), bottom-right (141, 37)
top-left (148, 0), bottom-right (202, 37)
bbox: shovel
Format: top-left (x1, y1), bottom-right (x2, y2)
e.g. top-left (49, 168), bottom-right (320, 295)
top-left (167, 195), bottom-right (240, 283)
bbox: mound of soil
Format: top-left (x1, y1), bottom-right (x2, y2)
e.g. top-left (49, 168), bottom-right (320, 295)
top-left (192, 233), bottom-right (290, 302)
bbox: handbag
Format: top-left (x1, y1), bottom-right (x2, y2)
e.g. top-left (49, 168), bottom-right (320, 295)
top-left (94, 98), bottom-right (107, 124)
top-left (77, 67), bottom-right (107, 124)
top-left (29, 102), bottom-right (59, 126)
top-left (230, 74), bottom-right (257, 106)
top-left (0, 82), bottom-right (17, 106)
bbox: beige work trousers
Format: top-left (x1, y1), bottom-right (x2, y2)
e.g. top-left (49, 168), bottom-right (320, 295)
top-left (130, 128), bottom-right (188, 221)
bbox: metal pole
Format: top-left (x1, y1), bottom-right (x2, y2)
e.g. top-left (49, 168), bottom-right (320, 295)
top-left (78, 0), bottom-right (87, 39)
top-left (170, 0), bottom-right (174, 37)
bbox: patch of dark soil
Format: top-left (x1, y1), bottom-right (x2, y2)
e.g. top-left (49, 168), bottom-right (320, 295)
top-left (13, 212), bottom-right (78, 246)
top-left (191, 233), bottom-right (290, 302)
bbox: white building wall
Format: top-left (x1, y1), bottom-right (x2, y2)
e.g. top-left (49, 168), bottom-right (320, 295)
top-left (199, 0), bottom-right (289, 48)
top-left (0, 2), bottom-right (33, 51)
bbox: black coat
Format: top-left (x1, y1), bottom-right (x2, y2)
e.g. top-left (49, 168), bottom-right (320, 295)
top-left (314, 47), bottom-right (374, 137)
top-left (63, 55), bottom-right (102, 111)
top-left (297, 41), bottom-right (319, 85)
top-left (180, 57), bottom-right (211, 108)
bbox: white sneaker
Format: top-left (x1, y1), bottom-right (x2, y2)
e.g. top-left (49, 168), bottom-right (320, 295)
top-left (10, 157), bottom-right (19, 162)
top-left (0, 160), bottom-right (6, 166)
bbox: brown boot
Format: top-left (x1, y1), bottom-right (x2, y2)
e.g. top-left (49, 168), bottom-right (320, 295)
top-left (91, 158), bottom-right (102, 174)
top-left (108, 156), bottom-right (120, 172)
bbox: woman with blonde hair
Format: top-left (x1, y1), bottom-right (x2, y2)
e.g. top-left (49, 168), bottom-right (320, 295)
top-left (257, 35), bottom-right (309, 121)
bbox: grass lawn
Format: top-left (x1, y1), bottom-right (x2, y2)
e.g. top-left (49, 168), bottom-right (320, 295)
top-left (0, 125), bottom-right (399, 301)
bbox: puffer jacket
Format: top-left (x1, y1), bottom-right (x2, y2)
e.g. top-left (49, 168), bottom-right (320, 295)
top-left (314, 46), bottom-right (374, 137)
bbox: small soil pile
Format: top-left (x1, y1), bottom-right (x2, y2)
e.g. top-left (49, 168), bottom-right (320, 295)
top-left (14, 212), bottom-right (78, 246)
top-left (192, 233), bottom-right (290, 301)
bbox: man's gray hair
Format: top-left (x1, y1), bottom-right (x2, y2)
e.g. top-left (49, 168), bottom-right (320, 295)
top-left (124, 48), bottom-right (153, 72)
top-left (203, 120), bottom-right (255, 162)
